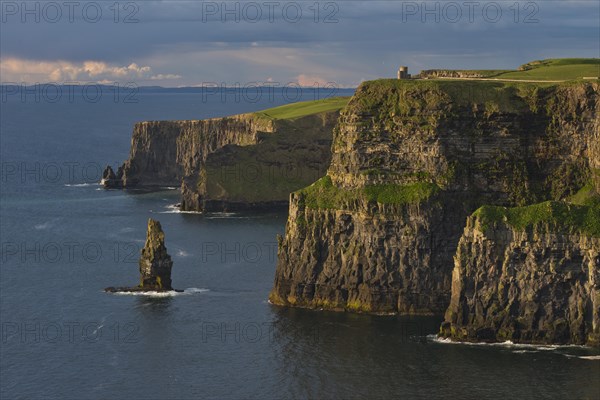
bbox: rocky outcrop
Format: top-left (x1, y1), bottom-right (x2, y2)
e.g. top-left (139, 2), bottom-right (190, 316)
top-left (105, 218), bottom-right (178, 293)
top-left (101, 165), bottom-right (123, 188)
top-left (440, 206), bottom-right (600, 346)
top-left (271, 79), bottom-right (599, 319)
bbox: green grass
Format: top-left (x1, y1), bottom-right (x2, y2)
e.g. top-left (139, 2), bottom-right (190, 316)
top-left (297, 175), bottom-right (439, 209)
top-left (568, 182), bottom-right (599, 206)
top-left (202, 111), bottom-right (336, 203)
top-left (254, 97), bottom-right (350, 120)
top-left (463, 70), bottom-right (512, 78)
top-left (473, 200), bottom-right (600, 237)
top-left (497, 64), bottom-right (599, 81)
top-left (484, 58), bottom-right (599, 81)
top-left (350, 78), bottom-right (555, 119)
top-left (422, 59), bottom-right (599, 81)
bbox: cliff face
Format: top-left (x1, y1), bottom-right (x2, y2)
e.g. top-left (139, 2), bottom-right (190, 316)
top-left (440, 210), bottom-right (599, 346)
top-left (272, 188), bottom-right (466, 314)
top-left (112, 111), bottom-right (339, 212)
top-left (196, 112), bottom-right (337, 211)
top-left (271, 80), bottom-right (599, 317)
top-left (121, 115), bottom-right (274, 187)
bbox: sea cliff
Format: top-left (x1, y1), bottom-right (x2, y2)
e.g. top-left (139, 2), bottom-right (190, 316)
top-left (107, 98), bottom-right (348, 211)
top-left (120, 115), bottom-right (273, 188)
top-left (270, 78), bottom-right (599, 335)
top-left (440, 202), bottom-right (599, 346)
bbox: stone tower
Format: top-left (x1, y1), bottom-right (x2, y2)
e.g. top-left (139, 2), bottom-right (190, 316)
top-left (397, 66), bottom-right (409, 79)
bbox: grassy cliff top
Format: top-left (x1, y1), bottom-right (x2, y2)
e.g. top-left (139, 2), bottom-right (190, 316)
top-left (297, 175), bottom-right (439, 209)
top-left (350, 75), bottom-right (598, 118)
top-left (498, 58), bottom-right (599, 80)
top-left (350, 79), bottom-right (552, 115)
top-left (253, 97), bottom-right (350, 120)
top-left (422, 58), bottom-right (599, 81)
top-left (473, 171), bottom-right (600, 237)
top-left (473, 199), bottom-right (600, 237)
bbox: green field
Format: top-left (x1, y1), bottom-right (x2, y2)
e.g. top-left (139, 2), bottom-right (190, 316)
top-left (254, 96), bottom-right (350, 120)
top-left (433, 58), bottom-right (600, 81)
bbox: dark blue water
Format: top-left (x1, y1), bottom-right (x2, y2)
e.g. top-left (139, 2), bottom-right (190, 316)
top-left (1, 88), bottom-right (599, 400)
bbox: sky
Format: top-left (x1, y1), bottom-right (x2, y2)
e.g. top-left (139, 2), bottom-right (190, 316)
top-left (1, 0), bottom-right (598, 87)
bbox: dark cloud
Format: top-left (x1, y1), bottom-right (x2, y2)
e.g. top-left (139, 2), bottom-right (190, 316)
top-left (1, 1), bottom-right (598, 86)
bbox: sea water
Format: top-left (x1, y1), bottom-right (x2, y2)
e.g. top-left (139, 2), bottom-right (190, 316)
top-left (1, 87), bottom-right (598, 399)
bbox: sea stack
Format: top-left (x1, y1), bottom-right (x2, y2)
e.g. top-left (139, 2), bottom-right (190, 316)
top-left (100, 165), bottom-right (124, 188)
top-left (138, 218), bottom-right (174, 290)
top-left (105, 218), bottom-right (179, 293)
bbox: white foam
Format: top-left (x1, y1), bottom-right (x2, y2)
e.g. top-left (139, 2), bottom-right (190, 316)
top-left (65, 183), bottom-right (98, 187)
top-left (204, 213), bottom-right (242, 219)
top-left (108, 288), bottom-right (209, 297)
top-left (176, 249), bottom-right (190, 257)
top-left (512, 350), bottom-right (539, 354)
top-left (576, 355), bottom-right (600, 360)
top-left (428, 335), bottom-right (587, 351)
top-left (34, 222), bottom-right (52, 230)
top-left (156, 204), bottom-right (203, 214)
top-left (184, 287), bottom-right (209, 294)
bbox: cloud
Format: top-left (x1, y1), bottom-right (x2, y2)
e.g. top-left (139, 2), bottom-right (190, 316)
top-left (150, 74), bottom-right (182, 80)
top-left (296, 74), bottom-right (329, 87)
top-left (0, 58), bottom-right (181, 84)
top-left (1, 2), bottom-right (596, 87)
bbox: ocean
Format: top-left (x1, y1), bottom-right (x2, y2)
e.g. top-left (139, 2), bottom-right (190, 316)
top-left (1, 87), bottom-right (599, 399)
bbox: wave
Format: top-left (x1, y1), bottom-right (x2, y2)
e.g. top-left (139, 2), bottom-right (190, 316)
top-left (428, 335), bottom-right (589, 350)
top-left (155, 204), bottom-right (203, 214)
top-left (64, 183), bottom-right (98, 187)
top-left (34, 222), bottom-right (52, 230)
top-left (184, 288), bottom-right (209, 294)
top-left (575, 355), bottom-right (600, 360)
top-left (428, 335), bottom-right (600, 360)
top-left (109, 287), bottom-right (209, 297)
top-left (204, 213), bottom-right (245, 219)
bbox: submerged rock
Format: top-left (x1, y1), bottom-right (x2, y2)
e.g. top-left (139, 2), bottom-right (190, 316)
top-left (105, 218), bottom-right (180, 293)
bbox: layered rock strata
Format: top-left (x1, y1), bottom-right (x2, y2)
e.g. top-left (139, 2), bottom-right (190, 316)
top-left (271, 79), bottom-right (599, 322)
top-left (440, 204), bottom-right (599, 346)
